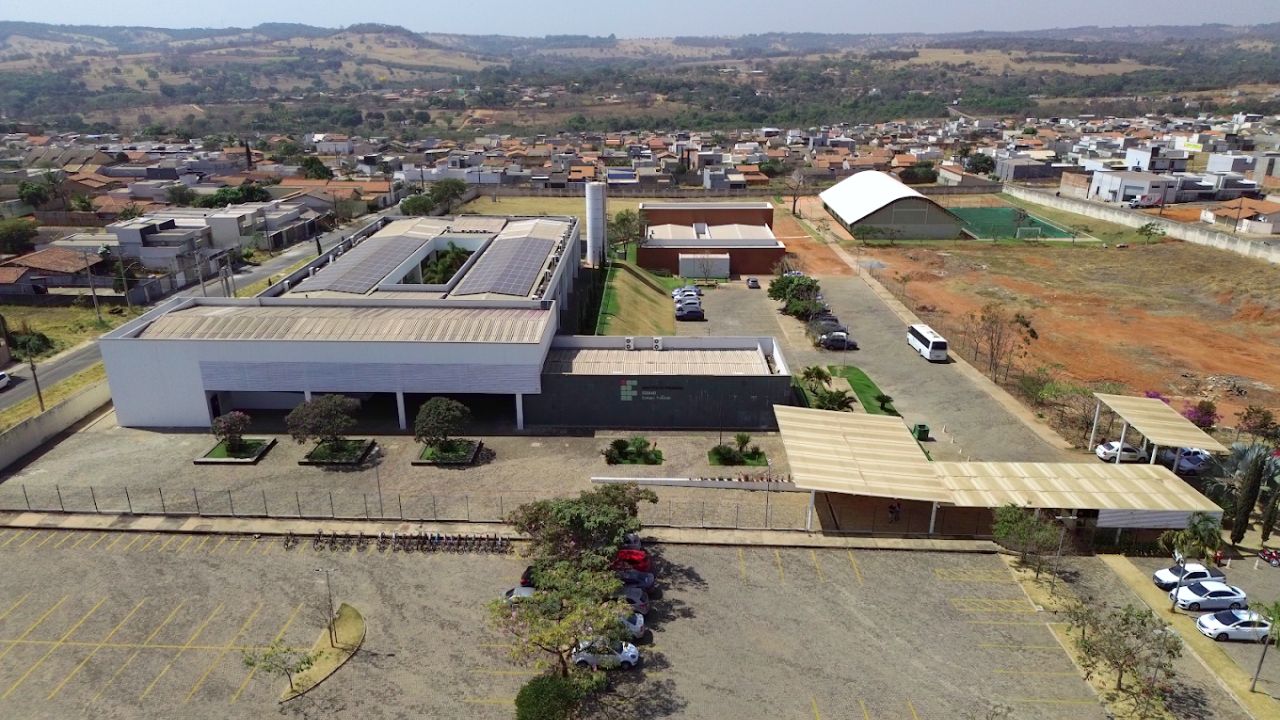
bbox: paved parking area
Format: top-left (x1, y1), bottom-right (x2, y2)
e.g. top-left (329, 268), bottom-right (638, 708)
top-left (0, 530), bottom-right (1104, 719)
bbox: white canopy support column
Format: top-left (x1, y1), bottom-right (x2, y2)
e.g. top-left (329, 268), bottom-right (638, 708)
top-left (515, 393), bottom-right (525, 431)
top-left (806, 490), bottom-right (816, 531)
top-left (303, 390), bottom-right (312, 402)
top-left (1087, 399), bottom-right (1102, 450)
top-left (1150, 443), bottom-right (1158, 464)
top-left (396, 391), bottom-right (407, 431)
top-left (928, 502), bottom-right (938, 535)
top-left (1114, 422), bottom-right (1128, 465)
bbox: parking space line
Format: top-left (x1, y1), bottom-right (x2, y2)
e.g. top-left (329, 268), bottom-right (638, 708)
top-left (464, 697), bottom-right (515, 705)
top-left (773, 550), bottom-right (785, 583)
top-left (966, 620), bottom-right (1046, 626)
top-left (209, 536), bottom-right (227, 554)
top-left (46, 599), bottom-right (146, 701)
top-left (34, 532), bottom-right (59, 548)
top-left (0, 530), bottom-right (27, 548)
top-left (0, 595), bottom-right (69, 666)
top-left (139, 536), bottom-right (161, 552)
top-left (121, 534), bottom-right (145, 552)
top-left (0, 593), bottom-right (31, 623)
top-left (738, 548), bottom-right (746, 581)
top-left (184, 601), bottom-right (262, 703)
top-left (847, 550), bottom-right (864, 584)
top-left (473, 669), bottom-right (537, 676)
top-left (157, 536), bottom-right (178, 552)
top-left (949, 598), bottom-right (1038, 613)
top-left (858, 698), bottom-right (870, 720)
top-left (933, 568), bottom-right (1015, 583)
top-left (811, 696), bottom-right (821, 719)
top-left (68, 533), bottom-right (93, 550)
top-left (230, 602), bottom-right (302, 703)
top-left (105, 534), bottom-right (128, 551)
top-left (176, 536), bottom-right (194, 553)
top-left (52, 533), bottom-right (78, 549)
top-left (195, 536), bottom-right (210, 552)
top-left (18, 531), bottom-right (45, 548)
top-left (86, 533), bottom-right (109, 550)
top-left (809, 551), bottom-right (825, 582)
top-left (2, 597), bottom-right (106, 698)
top-left (140, 602), bottom-right (225, 699)
top-left (1008, 698), bottom-right (1098, 705)
top-left (907, 699), bottom-right (920, 720)
top-left (90, 599), bottom-right (188, 704)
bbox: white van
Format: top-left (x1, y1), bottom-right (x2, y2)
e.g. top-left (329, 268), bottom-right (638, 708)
top-left (907, 324), bottom-right (948, 361)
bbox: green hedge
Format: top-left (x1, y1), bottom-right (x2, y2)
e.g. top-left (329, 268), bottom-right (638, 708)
top-left (516, 675), bottom-right (580, 720)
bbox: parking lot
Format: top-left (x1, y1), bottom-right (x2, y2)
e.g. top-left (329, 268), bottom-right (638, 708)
top-left (0, 529), bottom-right (1104, 719)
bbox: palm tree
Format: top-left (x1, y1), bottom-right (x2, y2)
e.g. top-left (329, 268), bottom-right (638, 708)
top-left (1224, 444), bottom-right (1280, 545)
top-left (814, 389), bottom-right (856, 412)
top-left (801, 365), bottom-right (831, 392)
top-left (1160, 512), bottom-right (1223, 561)
top-left (1250, 599), bottom-right (1280, 692)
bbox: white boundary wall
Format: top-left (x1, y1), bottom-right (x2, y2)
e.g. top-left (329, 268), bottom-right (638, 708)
top-left (0, 381), bottom-right (111, 472)
top-left (1003, 184), bottom-right (1280, 266)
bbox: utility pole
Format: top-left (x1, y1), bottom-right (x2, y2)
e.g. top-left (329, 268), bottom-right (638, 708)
top-left (315, 568), bottom-right (336, 646)
top-left (224, 254), bottom-right (238, 297)
top-left (28, 357), bottom-right (44, 412)
top-left (194, 254), bottom-right (208, 297)
top-left (118, 260), bottom-right (133, 313)
top-left (80, 250), bottom-right (102, 323)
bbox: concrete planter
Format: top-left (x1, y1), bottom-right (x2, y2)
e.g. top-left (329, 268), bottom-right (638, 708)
top-left (298, 439), bottom-right (376, 466)
top-left (193, 438), bottom-right (277, 465)
top-left (412, 439), bottom-right (483, 466)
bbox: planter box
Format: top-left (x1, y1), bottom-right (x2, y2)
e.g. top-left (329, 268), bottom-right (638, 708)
top-left (412, 439), bottom-right (483, 466)
top-left (298, 439), bottom-right (376, 466)
top-left (193, 438), bottom-right (277, 465)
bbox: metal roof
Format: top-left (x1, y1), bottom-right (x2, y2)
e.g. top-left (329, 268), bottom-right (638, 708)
top-left (818, 170), bottom-right (955, 225)
top-left (544, 348), bottom-right (771, 376)
top-left (451, 235), bottom-right (555, 298)
top-left (138, 305), bottom-right (550, 344)
top-left (775, 406), bottom-right (1221, 513)
top-left (638, 202), bottom-right (773, 210)
top-left (293, 235), bottom-right (428, 295)
top-left (1094, 393), bottom-right (1229, 453)
top-left (773, 406), bottom-right (950, 503)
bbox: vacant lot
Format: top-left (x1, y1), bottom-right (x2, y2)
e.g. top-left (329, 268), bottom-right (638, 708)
top-left (0, 305), bottom-right (136, 360)
top-left (901, 48), bottom-right (1159, 75)
top-left (862, 233), bottom-right (1280, 420)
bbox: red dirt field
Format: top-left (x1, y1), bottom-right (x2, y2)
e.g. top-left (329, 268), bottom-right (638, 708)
top-left (862, 241), bottom-right (1280, 422)
top-left (771, 201), bottom-right (852, 275)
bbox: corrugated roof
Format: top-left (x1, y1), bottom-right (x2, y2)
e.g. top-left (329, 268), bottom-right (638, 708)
top-left (544, 348), bottom-right (770, 376)
top-left (775, 406), bottom-right (1221, 513)
top-left (1094, 393), bottom-right (1229, 453)
top-left (138, 305), bottom-right (550, 344)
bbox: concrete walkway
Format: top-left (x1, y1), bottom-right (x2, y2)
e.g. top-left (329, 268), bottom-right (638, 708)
top-left (0, 510), bottom-right (997, 553)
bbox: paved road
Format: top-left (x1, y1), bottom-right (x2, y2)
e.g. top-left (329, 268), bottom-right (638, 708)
top-left (0, 211), bottom-right (399, 413)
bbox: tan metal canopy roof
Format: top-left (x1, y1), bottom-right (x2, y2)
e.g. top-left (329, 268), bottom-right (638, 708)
top-left (1094, 393), bottom-right (1229, 453)
top-left (773, 406), bottom-right (950, 503)
top-left (774, 406), bottom-right (1221, 514)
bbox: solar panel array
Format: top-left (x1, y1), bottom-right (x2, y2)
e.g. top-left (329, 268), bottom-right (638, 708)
top-left (294, 236), bottom-right (428, 294)
top-left (451, 236), bottom-right (555, 297)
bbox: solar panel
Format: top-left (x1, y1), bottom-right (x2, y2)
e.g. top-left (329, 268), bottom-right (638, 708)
top-left (451, 236), bottom-right (555, 298)
top-left (294, 236), bottom-right (428, 295)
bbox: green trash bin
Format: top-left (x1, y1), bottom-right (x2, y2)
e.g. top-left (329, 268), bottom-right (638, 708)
top-left (913, 424), bottom-right (930, 441)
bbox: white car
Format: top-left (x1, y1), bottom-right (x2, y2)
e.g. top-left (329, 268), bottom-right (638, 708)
top-left (1196, 610), bottom-right (1272, 642)
top-left (572, 639), bottom-right (640, 670)
top-left (1151, 562), bottom-right (1226, 591)
top-left (1158, 448), bottom-right (1214, 475)
top-left (670, 286), bottom-right (702, 298)
top-left (1094, 441), bottom-right (1149, 463)
top-left (503, 587), bottom-right (536, 604)
top-left (620, 612), bottom-right (647, 641)
top-left (1169, 581), bottom-right (1247, 611)
top-left (0, 372), bottom-right (9, 391)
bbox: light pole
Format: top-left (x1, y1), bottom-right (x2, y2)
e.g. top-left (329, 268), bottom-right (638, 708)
top-left (1169, 550), bottom-right (1186, 613)
top-left (28, 357), bottom-right (44, 412)
top-left (1049, 514), bottom-right (1074, 594)
top-left (315, 567), bottom-right (336, 646)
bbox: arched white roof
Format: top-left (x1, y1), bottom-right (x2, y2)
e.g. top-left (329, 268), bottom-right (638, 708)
top-left (819, 170), bottom-right (936, 225)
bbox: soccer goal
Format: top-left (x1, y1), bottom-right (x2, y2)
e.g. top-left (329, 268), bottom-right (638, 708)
top-left (1015, 226), bottom-right (1043, 239)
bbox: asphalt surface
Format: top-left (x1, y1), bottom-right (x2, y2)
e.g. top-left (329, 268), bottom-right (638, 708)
top-left (0, 211), bottom-right (399, 414)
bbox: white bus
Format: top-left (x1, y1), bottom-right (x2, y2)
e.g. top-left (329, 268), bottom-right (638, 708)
top-left (907, 324), bottom-right (949, 362)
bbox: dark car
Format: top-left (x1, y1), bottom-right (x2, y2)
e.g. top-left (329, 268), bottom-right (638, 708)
top-left (520, 565), bottom-right (537, 588)
top-left (616, 569), bottom-right (657, 590)
top-left (676, 308), bottom-right (705, 321)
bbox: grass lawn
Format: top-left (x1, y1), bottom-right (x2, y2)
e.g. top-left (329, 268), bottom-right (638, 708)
top-left (596, 263), bottom-right (676, 336)
top-left (999, 193), bottom-right (1158, 245)
top-left (707, 449), bottom-right (769, 466)
top-left (305, 439), bottom-right (370, 463)
top-left (829, 365), bottom-right (900, 416)
top-left (0, 363), bottom-right (106, 433)
top-left (0, 305), bottom-right (138, 359)
top-left (203, 438), bottom-right (269, 459)
top-left (418, 438), bottom-right (478, 463)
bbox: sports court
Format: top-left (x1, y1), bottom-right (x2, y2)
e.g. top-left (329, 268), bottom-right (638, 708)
top-left (952, 207), bottom-right (1075, 239)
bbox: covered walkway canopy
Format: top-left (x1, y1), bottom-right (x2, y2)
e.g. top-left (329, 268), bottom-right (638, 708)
top-left (1089, 393), bottom-right (1229, 459)
top-left (773, 406), bottom-right (1221, 531)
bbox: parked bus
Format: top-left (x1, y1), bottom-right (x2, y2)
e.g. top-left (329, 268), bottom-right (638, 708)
top-left (907, 324), bottom-right (948, 362)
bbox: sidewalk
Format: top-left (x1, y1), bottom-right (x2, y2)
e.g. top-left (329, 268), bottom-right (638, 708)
top-left (0, 510), bottom-right (998, 553)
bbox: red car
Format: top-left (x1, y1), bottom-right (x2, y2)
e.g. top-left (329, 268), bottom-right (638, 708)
top-left (611, 548), bottom-right (651, 573)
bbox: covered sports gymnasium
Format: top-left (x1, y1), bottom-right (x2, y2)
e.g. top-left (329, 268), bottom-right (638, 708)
top-left (951, 206), bottom-right (1075, 240)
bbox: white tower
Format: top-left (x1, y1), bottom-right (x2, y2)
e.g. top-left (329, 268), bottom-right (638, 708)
top-left (585, 182), bottom-right (607, 267)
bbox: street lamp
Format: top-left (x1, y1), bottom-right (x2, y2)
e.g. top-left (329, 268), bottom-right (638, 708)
top-left (1049, 514), bottom-right (1074, 594)
top-left (1168, 549), bottom-right (1186, 613)
top-left (315, 567), bottom-right (336, 646)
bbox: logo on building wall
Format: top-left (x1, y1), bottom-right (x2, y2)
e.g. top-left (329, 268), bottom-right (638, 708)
top-left (620, 379), bottom-right (639, 402)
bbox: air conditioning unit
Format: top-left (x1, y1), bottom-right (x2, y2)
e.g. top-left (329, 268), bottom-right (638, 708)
top-left (652, 337), bottom-right (663, 351)
top-left (624, 336), bottom-right (635, 351)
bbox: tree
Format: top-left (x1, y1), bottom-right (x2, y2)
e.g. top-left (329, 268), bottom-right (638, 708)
top-left (991, 504), bottom-right (1060, 576)
top-left (959, 303), bottom-right (1038, 382)
top-left (508, 484), bottom-right (657, 564)
top-left (733, 432), bottom-right (751, 454)
top-left (70, 195), bottom-right (93, 212)
top-left (240, 639), bottom-right (317, 692)
top-left (414, 397), bottom-right (470, 449)
top-left (286, 395), bottom-right (359, 446)
top-left (1227, 444), bottom-right (1280, 545)
top-left (515, 675), bottom-right (582, 720)
top-left (0, 218), bottom-right (38, 254)
top-left (211, 411), bottom-right (251, 453)
top-left (300, 156), bottom-right (334, 180)
top-left (1181, 399), bottom-right (1220, 430)
top-left (607, 209), bottom-right (643, 248)
top-left (1237, 406), bottom-right (1278, 442)
top-left (116, 203), bottom-right (144, 220)
top-left (16, 181), bottom-right (50, 208)
top-left (875, 393), bottom-right (894, 411)
top-left (784, 168), bottom-right (808, 215)
top-left (800, 365), bottom-right (831, 392)
top-left (1159, 512), bottom-right (1223, 561)
top-left (1250, 599), bottom-right (1280, 692)
top-left (768, 274), bottom-right (820, 303)
top-left (428, 178), bottom-right (468, 210)
top-left (166, 185), bottom-right (196, 206)
top-left (1074, 603), bottom-right (1180, 692)
top-left (111, 259), bottom-right (139, 293)
top-left (1137, 222), bottom-right (1165, 243)
top-left (813, 388), bottom-right (856, 412)
top-left (899, 162), bottom-right (938, 184)
top-left (400, 193), bottom-right (435, 216)
top-left (965, 154), bottom-right (995, 175)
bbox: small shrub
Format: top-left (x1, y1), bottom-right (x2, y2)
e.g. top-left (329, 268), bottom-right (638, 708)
top-left (609, 438), bottom-right (631, 455)
top-left (710, 444), bottom-right (743, 465)
top-left (748, 444), bottom-right (762, 457)
top-left (8, 322), bottom-right (53, 359)
top-left (602, 446), bottom-right (621, 465)
top-left (733, 432), bottom-right (751, 453)
top-left (212, 411), bottom-right (252, 453)
top-left (515, 675), bottom-right (580, 720)
top-left (1181, 400), bottom-right (1221, 430)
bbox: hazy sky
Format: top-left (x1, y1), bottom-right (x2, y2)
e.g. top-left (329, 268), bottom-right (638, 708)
top-left (6, 0), bottom-right (1280, 37)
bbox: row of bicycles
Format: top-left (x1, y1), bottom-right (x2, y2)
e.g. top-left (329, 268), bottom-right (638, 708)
top-left (282, 530), bottom-right (513, 554)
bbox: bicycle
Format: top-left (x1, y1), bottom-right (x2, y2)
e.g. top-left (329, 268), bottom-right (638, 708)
top-left (376, 532), bottom-right (389, 552)
top-left (313, 529), bottom-right (326, 551)
top-left (283, 532), bottom-right (297, 551)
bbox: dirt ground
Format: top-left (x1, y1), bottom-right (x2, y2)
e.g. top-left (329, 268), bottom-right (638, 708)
top-left (769, 202), bottom-right (851, 275)
top-left (861, 240), bottom-right (1280, 421)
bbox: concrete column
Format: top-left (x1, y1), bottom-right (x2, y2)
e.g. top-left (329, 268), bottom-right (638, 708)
top-left (396, 392), bottom-right (407, 431)
top-left (303, 390), bottom-right (312, 402)
top-left (1087, 400), bottom-right (1102, 450)
top-left (1115, 422), bottom-right (1128, 464)
top-left (1150, 444), bottom-right (1158, 465)
top-left (515, 393), bottom-right (525, 431)
top-left (805, 490), bottom-right (816, 531)
top-left (928, 502), bottom-right (938, 535)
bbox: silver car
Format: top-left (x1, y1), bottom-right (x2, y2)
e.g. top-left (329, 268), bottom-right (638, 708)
top-left (1169, 581), bottom-right (1247, 611)
top-left (573, 639), bottom-right (640, 670)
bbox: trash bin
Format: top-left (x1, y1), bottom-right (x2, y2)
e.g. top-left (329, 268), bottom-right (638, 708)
top-left (913, 424), bottom-right (930, 441)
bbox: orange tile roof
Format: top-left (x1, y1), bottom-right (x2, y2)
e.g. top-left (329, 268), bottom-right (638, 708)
top-left (0, 267), bottom-right (31, 284)
top-left (5, 247), bottom-right (99, 274)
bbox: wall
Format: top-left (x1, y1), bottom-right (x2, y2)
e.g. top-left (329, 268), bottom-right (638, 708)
top-left (0, 381), bottom-right (111, 472)
top-left (1004, 185), bottom-right (1280, 265)
top-left (637, 246), bottom-right (784, 276)
top-left (524, 374), bottom-right (792, 429)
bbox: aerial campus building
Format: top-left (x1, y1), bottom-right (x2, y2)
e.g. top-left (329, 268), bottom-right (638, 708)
top-left (819, 170), bottom-right (964, 239)
top-left (100, 199), bottom-right (793, 430)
